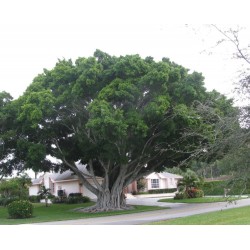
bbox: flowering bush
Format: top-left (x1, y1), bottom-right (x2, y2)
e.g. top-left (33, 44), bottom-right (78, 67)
top-left (174, 188), bottom-right (204, 200)
top-left (187, 188), bottom-right (204, 198)
top-left (7, 200), bottom-right (33, 219)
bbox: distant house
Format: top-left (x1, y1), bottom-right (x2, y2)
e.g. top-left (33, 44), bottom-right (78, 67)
top-left (144, 172), bottom-right (183, 191)
top-left (29, 164), bottom-right (137, 199)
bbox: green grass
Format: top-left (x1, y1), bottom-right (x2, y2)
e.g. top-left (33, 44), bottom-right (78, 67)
top-left (150, 205), bottom-right (250, 225)
top-left (0, 202), bottom-right (167, 225)
top-left (158, 197), bottom-right (240, 203)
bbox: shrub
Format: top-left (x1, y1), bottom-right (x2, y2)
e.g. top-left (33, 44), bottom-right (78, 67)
top-left (65, 197), bottom-right (78, 204)
top-left (48, 194), bottom-right (55, 199)
top-left (194, 189), bottom-right (204, 198)
top-left (202, 181), bottom-right (226, 195)
top-left (81, 196), bottom-right (91, 203)
top-left (203, 180), bottom-right (250, 196)
top-left (7, 200), bottom-right (33, 219)
top-left (148, 188), bottom-right (177, 194)
top-left (187, 188), bottom-right (204, 198)
top-left (65, 195), bottom-right (91, 204)
top-left (174, 189), bottom-right (204, 200)
top-left (28, 195), bottom-right (41, 203)
top-left (0, 197), bottom-right (5, 206)
top-left (52, 195), bottom-right (90, 204)
top-left (0, 197), bottom-right (20, 207)
top-left (68, 193), bottom-right (82, 198)
top-left (51, 196), bottom-right (67, 204)
top-left (174, 192), bottom-right (188, 200)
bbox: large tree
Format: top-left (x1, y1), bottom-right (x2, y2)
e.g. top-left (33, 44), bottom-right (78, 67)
top-left (9, 50), bottom-right (235, 211)
top-left (0, 91), bottom-right (24, 179)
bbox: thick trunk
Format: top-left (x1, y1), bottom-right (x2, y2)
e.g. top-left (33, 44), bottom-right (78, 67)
top-left (82, 188), bottom-right (132, 212)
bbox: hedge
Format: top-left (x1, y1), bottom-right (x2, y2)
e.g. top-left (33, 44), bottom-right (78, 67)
top-left (203, 180), bottom-right (250, 196)
top-left (148, 188), bottom-right (177, 194)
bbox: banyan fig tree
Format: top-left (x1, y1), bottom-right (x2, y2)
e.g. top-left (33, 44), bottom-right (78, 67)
top-left (9, 50), bottom-right (236, 211)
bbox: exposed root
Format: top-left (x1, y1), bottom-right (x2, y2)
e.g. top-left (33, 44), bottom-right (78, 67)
top-left (76, 204), bottom-right (134, 213)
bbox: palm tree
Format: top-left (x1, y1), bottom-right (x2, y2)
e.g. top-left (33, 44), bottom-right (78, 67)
top-left (38, 185), bottom-right (51, 207)
top-left (177, 169), bottom-right (202, 198)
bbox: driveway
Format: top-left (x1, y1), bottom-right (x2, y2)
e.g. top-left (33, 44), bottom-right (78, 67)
top-left (26, 196), bottom-right (250, 225)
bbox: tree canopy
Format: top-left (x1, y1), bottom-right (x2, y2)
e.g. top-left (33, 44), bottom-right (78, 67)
top-left (0, 50), bottom-right (237, 211)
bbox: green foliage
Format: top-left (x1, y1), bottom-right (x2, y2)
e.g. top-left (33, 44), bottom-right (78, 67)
top-left (177, 169), bottom-right (202, 191)
top-left (186, 188), bottom-right (204, 198)
top-left (0, 174), bottom-right (31, 199)
top-left (174, 192), bottom-right (188, 200)
top-left (51, 196), bottom-right (67, 204)
top-left (52, 194), bottom-right (91, 204)
top-left (202, 181), bottom-right (226, 195)
top-left (7, 200), bottom-right (33, 219)
top-left (38, 186), bottom-right (51, 198)
top-left (0, 197), bottom-right (20, 207)
top-left (38, 186), bottom-right (51, 207)
top-left (68, 192), bottom-right (83, 197)
top-left (175, 169), bottom-right (204, 199)
top-left (137, 179), bottom-right (147, 192)
top-left (65, 196), bottom-right (91, 204)
top-left (1, 50), bottom-right (237, 210)
top-left (148, 188), bottom-right (177, 194)
top-left (28, 195), bottom-right (41, 203)
top-left (174, 188), bottom-right (204, 199)
top-left (203, 180), bottom-right (250, 196)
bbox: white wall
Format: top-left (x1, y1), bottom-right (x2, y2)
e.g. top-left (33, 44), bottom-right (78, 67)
top-left (54, 180), bottom-right (80, 196)
top-left (145, 173), bottom-right (179, 190)
top-left (81, 179), bottom-right (103, 199)
top-left (43, 173), bottom-right (51, 189)
top-left (54, 179), bottom-right (100, 199)
top-left (146, 173), bottom-right (161, 190)
top-left (29, 185), bottom-right (40, 196)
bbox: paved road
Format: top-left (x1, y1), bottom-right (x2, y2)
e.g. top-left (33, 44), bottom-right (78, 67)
top-left (27, 196), bottom-right (250, 225)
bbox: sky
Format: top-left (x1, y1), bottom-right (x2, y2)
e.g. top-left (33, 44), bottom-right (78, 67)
top-left (0, 1), bottom-right (250, 102)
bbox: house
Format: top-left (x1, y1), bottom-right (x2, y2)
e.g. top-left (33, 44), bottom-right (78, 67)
top-left (29, 164), bottom-right (137, 199)
top-left (29, 163), bottom-right (182, 198)
top-left (144, 172), bottom-right (183, 191)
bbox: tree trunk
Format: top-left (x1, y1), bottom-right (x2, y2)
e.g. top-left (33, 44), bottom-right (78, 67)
top-left (82, 187), bottom-right (132, 212)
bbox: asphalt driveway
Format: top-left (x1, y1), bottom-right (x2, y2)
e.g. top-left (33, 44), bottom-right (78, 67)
top-left (26, 196), bottom-right (250, 225)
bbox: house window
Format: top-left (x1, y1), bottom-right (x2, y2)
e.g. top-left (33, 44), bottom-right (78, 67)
top-left (151, 179), bottom-right (159, 189)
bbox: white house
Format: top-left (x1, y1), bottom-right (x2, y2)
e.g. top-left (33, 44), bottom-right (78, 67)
top-left (29, 164), bottom-right (103, 199)
top-left (29, 164), bottom-right (137, 199)
top-left (144, 172), bottom-right (183, 191)
top-left (29, 163), bottom-right (182, 198)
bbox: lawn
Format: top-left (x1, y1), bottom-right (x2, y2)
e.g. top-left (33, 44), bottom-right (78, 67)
top-left (0, 202), bottom-right (167, 225)
top-left (150, 205), bottom-right (250, 225)
top-left (158, 197), bottom-right (240, 203)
